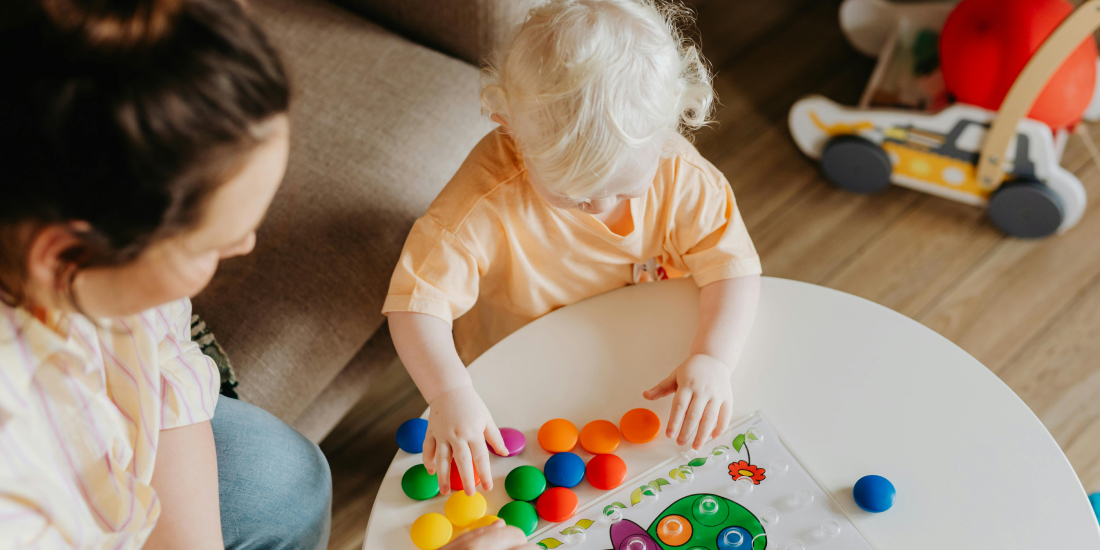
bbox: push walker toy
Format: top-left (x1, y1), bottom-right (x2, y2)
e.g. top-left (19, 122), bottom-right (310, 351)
top-left (789, 0), bottom-right (1100, 238)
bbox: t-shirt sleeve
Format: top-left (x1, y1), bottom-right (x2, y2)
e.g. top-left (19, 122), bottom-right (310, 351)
top-left (382, 216), bottom-right (481, 327)
top-left (664, 156), bottom-right (762, 287)
top-left (157, 299), bottom-right (220, 430)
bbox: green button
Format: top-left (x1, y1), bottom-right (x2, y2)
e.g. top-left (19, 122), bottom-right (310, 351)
top-left (402, 464), bottom-right (439, 501)
top-left (498, 500), bottom-right (539, 536)
top-left (505, 465), bottom-right (547, 502)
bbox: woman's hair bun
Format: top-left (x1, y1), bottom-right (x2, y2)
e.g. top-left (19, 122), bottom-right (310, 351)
top-left (38, 0), bottom-right (184, 50)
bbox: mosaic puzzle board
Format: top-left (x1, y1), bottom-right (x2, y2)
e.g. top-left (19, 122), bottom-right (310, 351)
top-left (529, 414), bottom-right (876, 550)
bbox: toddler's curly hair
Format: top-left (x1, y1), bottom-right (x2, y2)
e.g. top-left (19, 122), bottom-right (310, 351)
top-left (480, 0), bottom-right (714, 200)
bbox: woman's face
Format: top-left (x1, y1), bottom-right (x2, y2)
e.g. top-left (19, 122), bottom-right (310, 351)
top-left (72, 115), bottom-right (291, 318)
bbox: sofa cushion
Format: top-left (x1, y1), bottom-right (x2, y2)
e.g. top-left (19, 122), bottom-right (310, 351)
top-left (192, 0), bottom-right (494, 423)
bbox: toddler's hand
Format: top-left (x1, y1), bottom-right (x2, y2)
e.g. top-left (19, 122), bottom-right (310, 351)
top-left (643, 354), bottom-right (733, 450)
top-left (424, 385), bottom-right (508, 496)
top-left (441, 520), bottom-right (539, 550)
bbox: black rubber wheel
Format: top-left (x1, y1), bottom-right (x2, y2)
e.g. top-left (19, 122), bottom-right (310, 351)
top-left (820, 134), bottom-right (893, 194)
top-left (987, 179), bottom-right (1064, 239)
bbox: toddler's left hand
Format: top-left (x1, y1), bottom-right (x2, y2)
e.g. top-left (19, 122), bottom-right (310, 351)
top-left (643, 354), bottom-right (733, 450)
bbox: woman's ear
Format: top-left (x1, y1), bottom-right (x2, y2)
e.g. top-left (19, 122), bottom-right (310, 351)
top-left (24, 223), bottom-right (87, 308)
top-left (490, 114), bottom-right (511, 133)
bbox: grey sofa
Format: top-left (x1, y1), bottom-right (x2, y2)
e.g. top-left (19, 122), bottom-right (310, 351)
top-left (193, 0), bottom-right (532, 442)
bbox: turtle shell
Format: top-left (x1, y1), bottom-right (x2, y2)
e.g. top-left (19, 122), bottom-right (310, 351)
top-left (644, 494), bottom-right (766, 549)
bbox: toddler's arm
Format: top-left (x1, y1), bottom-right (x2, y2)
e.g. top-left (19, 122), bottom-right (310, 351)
top-left (644, 274), bottom-right (760, 449)
top-left (389, 311), bottom-right (508, 496)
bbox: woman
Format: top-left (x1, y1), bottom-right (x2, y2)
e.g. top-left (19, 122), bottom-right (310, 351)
top-left (0, 0), bottom-right (532, 548)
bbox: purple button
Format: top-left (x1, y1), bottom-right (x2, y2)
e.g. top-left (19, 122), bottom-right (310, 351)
top-left (492, 428), bottom-right (526, 457)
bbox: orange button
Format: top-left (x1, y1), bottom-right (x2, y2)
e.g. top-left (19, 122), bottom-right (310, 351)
top-left (579, 420), bottom-right (621, 454)
top-left (620, 408), bottom-right (660, 443)
top-left (657, 514), bottom-right (692, 546)
top-left (538, 419), bottom-right (578, 453)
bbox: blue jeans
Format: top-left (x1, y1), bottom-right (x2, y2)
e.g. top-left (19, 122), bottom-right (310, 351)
top-left (210, 395), bottom-right (332, 550)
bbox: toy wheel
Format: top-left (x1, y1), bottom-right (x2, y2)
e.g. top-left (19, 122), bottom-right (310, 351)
top-left (987, 179), bottom-right (1064, 239)
top-left (820, 135), bottom-right (892, 194)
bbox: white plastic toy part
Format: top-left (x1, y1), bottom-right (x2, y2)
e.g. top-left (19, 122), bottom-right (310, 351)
top-left (734, 477), bottom-right (755, 496)
top-left (562, 526), bottom-right (586, 546)
top-left (788, 95), bottom-right (1087, 232)
top-left (818, 519), bottom-right (842, 538)
top-left (769, 459), bottom-right (789, 477)
top-left (790, 489), bottom-right (815, 508)
top-left (761, 508), bottom-right (779, 525)
top-left (838, 0), bottom-right (956, 57)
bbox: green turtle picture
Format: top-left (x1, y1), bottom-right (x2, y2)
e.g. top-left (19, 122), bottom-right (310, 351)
top-left (608, 494), bottom-right (766, 550)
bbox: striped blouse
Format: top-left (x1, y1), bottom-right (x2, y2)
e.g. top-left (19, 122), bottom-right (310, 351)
top-left (0, 299), bottom-right (220, 549)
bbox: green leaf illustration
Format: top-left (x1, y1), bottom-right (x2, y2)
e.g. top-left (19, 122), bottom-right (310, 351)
top-left (646, 478), bottom-right (670, 492)
top-left (688, 457), bottom-right (708, 467)
top-left (747, 431), bottom-right (758, 441)
top-left (537, 539), bottom-right (562, 549)
top-left (733, 433), bottom-right (746, 452)
top-left (575, 519), bottom-right (594, 530)
top-left (610, 502), bottom-right (627, 509)
top-left (630, 487), bottom-right (643, 506)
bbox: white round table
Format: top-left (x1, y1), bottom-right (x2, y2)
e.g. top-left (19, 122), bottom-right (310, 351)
top-left (365, 277), bottom-right (1099, 549)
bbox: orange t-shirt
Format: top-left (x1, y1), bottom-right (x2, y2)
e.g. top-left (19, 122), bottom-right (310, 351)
top-left (382, 130), bottom-right (761, 364)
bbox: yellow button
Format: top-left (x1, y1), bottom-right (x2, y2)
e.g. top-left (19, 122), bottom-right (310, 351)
top-left (469, 515), bottom-right (500, 530)
top-left (445, 491), bottom-right (488, 528)
top-left (411, 513), bottom-right (453, 550)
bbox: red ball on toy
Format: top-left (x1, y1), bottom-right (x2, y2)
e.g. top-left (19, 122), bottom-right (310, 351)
top-left (939, 0), bottom-right (1097, 129)
top-left (448, 459), bottom-right (480, 491)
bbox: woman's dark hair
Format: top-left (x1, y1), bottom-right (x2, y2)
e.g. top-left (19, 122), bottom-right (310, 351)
top-left (0, 0), bottom-right (289, 307)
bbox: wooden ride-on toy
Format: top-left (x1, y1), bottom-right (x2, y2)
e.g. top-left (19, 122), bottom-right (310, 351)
top-left (790, 0), bottom-right (1100, 238)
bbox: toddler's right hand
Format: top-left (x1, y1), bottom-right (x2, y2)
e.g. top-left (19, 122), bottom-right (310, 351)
top-left (424, 385), bottom-right (508, 496)
top-left (440, 520), bottom-right (538, 550)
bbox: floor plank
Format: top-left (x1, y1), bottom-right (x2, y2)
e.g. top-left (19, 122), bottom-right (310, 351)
top-left (916, 133), bottom-right (1100, 373)
top-left (998, 272), bottom-right (1100, 492)
top-left (824, 196), bottom-right (1004, 318)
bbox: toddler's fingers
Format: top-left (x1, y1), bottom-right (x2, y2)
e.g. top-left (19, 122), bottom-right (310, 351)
top-left (643, 373), bottom-right (677, 401)
top-left (677, 394), bottom-right (707, 446)
top-left (423, 434), bottom-right (437, 474)
top-left (450, 521), bottom-right (528, 549)
top-left (435, 442), bottom-right (453, 496)
top-left (693, 400), bottom-right (720, 450)
top-left (453, 443), bottom-right (478, 497)
top-left (471, 439), bottom-right (494, 492)
top-left (666, 387), bottom-right (692, 440)
top-left (485, 421), bottom-right (508, 458)
top-left (712, 401), bottom-right (732, 439)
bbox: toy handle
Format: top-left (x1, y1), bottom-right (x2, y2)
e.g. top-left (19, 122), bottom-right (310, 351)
top-left (978, 0), bottom-right (1100, 190)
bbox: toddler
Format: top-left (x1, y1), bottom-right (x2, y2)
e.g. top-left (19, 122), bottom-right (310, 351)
top-left (384, 0), bottom-right (761, 496)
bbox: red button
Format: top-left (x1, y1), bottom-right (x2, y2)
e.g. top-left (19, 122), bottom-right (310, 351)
top-left (449, 458), bottom-right (480, 491)
top-left (586, 454), bottom-right (627, 490)
top-left (536, 487), bottom-right (578, 523)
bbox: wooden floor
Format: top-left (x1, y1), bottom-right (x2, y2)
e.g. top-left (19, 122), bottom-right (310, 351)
top-left (321, 1), bottom-right (1100, 548)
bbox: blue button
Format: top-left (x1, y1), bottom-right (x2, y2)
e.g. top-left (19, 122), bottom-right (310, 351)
top-left (717, 526), bottom-right (751, 549)
top-left (544, 452), bottom-right (585, 488)
top-left (853, 475), bottom-right (896, 513)
top-left (396, 418), bottom-right (428, 454)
